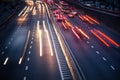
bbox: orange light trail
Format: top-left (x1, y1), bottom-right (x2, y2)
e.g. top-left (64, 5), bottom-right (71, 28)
top-left (76, 26), bottom-right (90, 39)
top-left (96, 30), bottom-right (119, 47)
top-left (62, 22), bottom-right (67, 29)
top-left (71, 28), bottom-right (80, 39)
top-left (79, 15), bottom-right (85, 21)
top-left (90, 30), bottom-right (110, 47)
top-left (86, 15), bottom-right (100, 24)
top-left (83, 16), bottom-right (94, 24)
top-left (65, 20), bottom-right (74, 29)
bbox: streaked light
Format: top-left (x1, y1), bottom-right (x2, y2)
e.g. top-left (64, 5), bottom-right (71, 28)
top-left (83, 16), bottom-right (94, 24)
top-left (46, 31), bottom-right (53, 56)
top-left (90, 30), bottom-right (110, 47)
top-left (18, 6), bottom-right (27, 16)
top-left (19, 57), bottom-right (23, 64)
top-left (4, 57), bottom-right (9, 65)
top-left (76, 26), bottom-right (90, 39)
top-left (43, 20), bottom-right (47, 32)
top-left (71, 28), bottom-right (80, 39)
top-left (86, 15), bottom-right (100, 24)
top-left (96, 30), bottom-right (119, 47)
top-left (32, 7), bottom-right (36, 15)
top-left (62, 22), bottom-right (67, 29)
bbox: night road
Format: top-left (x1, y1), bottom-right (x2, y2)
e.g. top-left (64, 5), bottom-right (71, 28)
top-left (0, 0), bottom-right (120, 80)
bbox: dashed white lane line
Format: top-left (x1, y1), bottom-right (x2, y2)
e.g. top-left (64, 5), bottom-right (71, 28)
top-left (25, 66), bottom-right (28, 71)
top-left (1, 51), bottom-right (4, 54)
top-left (5, 46), bottom-right (8, 49)
top-left (110, 65), bottom-right (115, 70)
top-left (102, 57), bottom-right (107, 61)
top-left (27, 57), bottom-right (30, 61)
top-left (31, 41), bottom-right (33, 44)
top-left (87, 41), bottom-right (90, 44)
top-left (23, 76), bottom-right (27, 80)
top-left (30, 46), bottom-right (32, 49)
top-left (96, 51), bottom-right (100, 54)
top-left (32, 37), bottom-right (34, 40)
top-left (8, 42), bottom-right (11, 44)
top-left (28, 51), bottom-right (31, 54)
top-left (11, 38), bottom-right (13, 41)
top-left (91, 45), bottom-right (94, 48)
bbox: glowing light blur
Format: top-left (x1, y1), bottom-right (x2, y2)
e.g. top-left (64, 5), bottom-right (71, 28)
top-left (86, 15), bottom-right (100, 24)
top-left (4, 57), bottom-right (9, 65)
top-left (90, 30), bottom-right (110, 47)
top-left (71, 28), bottom-right (80, 39)
top-left (76, 26), bottom-right (90, 39)
top-left (96, 30), bottom-right (119, 47)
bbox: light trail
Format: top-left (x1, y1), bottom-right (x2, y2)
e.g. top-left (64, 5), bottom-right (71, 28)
top-left (18, 6), bottom-right (27, 16)
top-left (76, 26), bottom-right (90, 39)
top-left (37, 20), bottom-right (43, 56)
top-left (71, 28), bottom-right (80, 39)
top-left (43, 20), bottom-right (47, 32)
top-left (19, 30), bottom-right (30, 64)
top-left (46, 31), bottom-right (53, 56)
top-left (83, 16), bottom-right (94, 24)
top-left (62, 22), bottom-right (67, 29)
top-left (32, 6), bottom-right (36, 15)
top-left (96, 30), bottom-right (119, 47)
top-left (86, 15), bottom-right (100, 24)
top-left (90, 30), bottom-right (110, 47)
top-left (4, 57), bottom-right (9, 65)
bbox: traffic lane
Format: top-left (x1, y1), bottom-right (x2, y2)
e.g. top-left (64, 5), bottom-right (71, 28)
top-left (66, 15), bottom-right (120, 66)
top-left (57, 21), bottom-right (119, 80)
top-left (22, 28), bottom-right (61, 80)
top-left (0, 28), bottom-right (29, 80)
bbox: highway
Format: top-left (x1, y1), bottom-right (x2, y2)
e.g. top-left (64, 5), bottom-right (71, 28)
top-left (0, 0), bottom-right (120, 80)
top-left (0, 1), bottom-right (73, 80)
top-left (50, 1), bottom-right (120, 80)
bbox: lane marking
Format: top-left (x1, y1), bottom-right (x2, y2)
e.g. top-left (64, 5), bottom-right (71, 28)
top-left (30, 46), bottom-right (32, 49)
top-left (27, 57), bottom-right (30, 61)
top-left (8, 42), bottom-right (11, 44)
top-left (4, 57), bottom-right (9, 65)
top-left (96, 51), bottom-right (100, 54)
top-left (87, 41), bottom-right (89, 44)
top-left (5, 46), bottom-right (8, 49)
top-left (23, 76), bottom-right (27, 80)
top-left (110, 65), bottom-right (115, 70)
top-left (28, 51), bottom-right (31, 54)
top-left (102, 57), bottom-right (107, 61)
top-left (31, 41), bottom-right (33, 44)
top-left (1, 51), bottom-right (4, 54)
top-left (25, 66), bottom-right (28, 70)
top-left (91, 45), bottom-right (94, 48)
